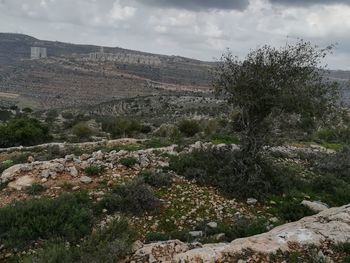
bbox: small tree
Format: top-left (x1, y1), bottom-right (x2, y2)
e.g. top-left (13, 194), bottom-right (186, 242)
top-left (215, 40), bottom-right (339, 155)
top-left (214, 41), bottom-right (339, 197)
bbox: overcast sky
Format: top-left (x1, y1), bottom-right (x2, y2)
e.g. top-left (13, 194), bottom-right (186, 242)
top-left (0, 0), bottom-right (349, 69)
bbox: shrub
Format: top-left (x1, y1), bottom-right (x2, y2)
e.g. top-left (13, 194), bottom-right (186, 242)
top-left (178, 119), bottom-right (201, 137)
top-left (100, 117), bottom-right (143, 138)
top-left (210, 134), bottom-right (240, 145)
top-left (269, 196), bottom-right (315, 222)
top-left (0, 117), bottom-right (50, 147)
top-left (25, 219), bottom-right (134, 263)
top-left (85, 165), bottom-right (104, 176)
top-left (140, 170), bottom-right (172, 188)
top-left (98, 179), bottom-right (161, 215)
top-left (25, 183), bottom-right (46, 196)
top-left (316, 128), bottom-right (350, 145)
top-left (119, 157), bottom-right (138, 168)
top-left (72, 122), bottom-right (94, 140)
top-left (0, 192), bottom-right (93, 249)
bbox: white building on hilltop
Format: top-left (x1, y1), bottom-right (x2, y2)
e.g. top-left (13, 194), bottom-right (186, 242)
top-left (31, 47), bottom-right (47, 59)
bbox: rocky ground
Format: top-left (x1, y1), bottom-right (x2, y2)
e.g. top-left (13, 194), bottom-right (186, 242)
top-left (0, 140), bottom-right (349, 262)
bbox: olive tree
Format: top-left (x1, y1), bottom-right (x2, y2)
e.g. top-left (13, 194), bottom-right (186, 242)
top-left (213, 41), bottom-right (339, 197)
top-left (215, 41), bottom-right (339, 155)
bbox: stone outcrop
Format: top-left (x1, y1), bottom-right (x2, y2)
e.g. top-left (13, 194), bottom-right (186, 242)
top-left (129, 204), bottom-right (350, 262)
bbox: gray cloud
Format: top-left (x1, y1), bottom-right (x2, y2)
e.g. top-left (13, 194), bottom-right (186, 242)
top-left (132, 0), bottom-right (249, 11)
top-left (0, 0), bottom-right (350, 69)
top-left (269, 0), bottom-right (350, 7)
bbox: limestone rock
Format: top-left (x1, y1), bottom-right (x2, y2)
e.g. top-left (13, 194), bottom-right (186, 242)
top-left (8, 175), bottom-right (34, 190)
top-left (301, 200), bottom-right (329, 213)
top-left (69, 166), bottom-right (79, 177)
top-left (1, 164), bottom-right (29, 183)
top-left (80, 176), bottom-right (92, 184)
top-left (129, 205), bottom-right (350, 262)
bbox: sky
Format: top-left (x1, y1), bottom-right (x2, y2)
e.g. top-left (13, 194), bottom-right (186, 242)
top-left (0, 0), bottom-right (350, 69)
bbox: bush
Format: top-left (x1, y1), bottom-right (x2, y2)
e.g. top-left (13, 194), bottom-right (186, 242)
top-left (85, 165), bottom-right (104, 176)
top-left (100, 117), bottom-right (143, 138)
top-left (140, 170), bottom-right (172, 188)
top-left (119, 157), bottom-right (138, 168)
top-left (72, 122), bottom-right (94, 140)
top-left (26, 219), bottom-right (135, 263)
top-left (0, 192), bottom-right (94, 249)
top-left (98, 179), bottom-right (161, 215)
top-left (316, 128), bottom-right (350, 145)
top-left (178, 119), bottom-right (201, 137)
top-left (0, 117), bottom-right (50, 147)
top-left (25, 183), bottom-right (46, 196)
top-left (269, 196), bottom-right (315, 222)
top-left (170, 149), bottom-right (309, 199)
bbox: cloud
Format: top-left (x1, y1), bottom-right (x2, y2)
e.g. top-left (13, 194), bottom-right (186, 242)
top-left (269, 0), bottom-right (350, 7)
top-left (132, 0), bottom-right (249, 11)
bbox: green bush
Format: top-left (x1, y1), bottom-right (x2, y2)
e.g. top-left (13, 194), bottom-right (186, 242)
top-left (98, 179), bottom-right (161, 215)
top-left (269, 196), bottom-right (315, 222)
top-left (140, 170), bottom-right (173, 188)
top-left (72, 122), bottom-right (94, 140)
top-left (178, 119), bottom-right (201, 137)
top-left (0, 192), bottom-right (94, 249)
top-left (100, 117), bottom-right (144, 138)
top-left (0, 117), bottom-right (50, 147)
top-left (316, 128), bottom-right (350, 145)
top-left (85, 165), bottom-right (104, 176)
top-left (25, 183), bottom-right (46, 196)
top-left (119, 157), bottom-right (138, 168)
top-left (210, 134), bottom-right (240, 145)
top-left (25, 219), bottom-right (135, 263)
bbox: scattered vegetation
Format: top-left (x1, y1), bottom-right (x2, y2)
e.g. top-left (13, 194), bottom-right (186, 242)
top-left (25, 183), bottom-right (46, 196)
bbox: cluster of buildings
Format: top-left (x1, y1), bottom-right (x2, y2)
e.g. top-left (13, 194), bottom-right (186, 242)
top-left (88, 47), bottom-right (162, 66)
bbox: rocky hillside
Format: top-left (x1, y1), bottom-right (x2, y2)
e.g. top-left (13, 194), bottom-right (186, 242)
top-left (0, 139), bottom-right (349, 262)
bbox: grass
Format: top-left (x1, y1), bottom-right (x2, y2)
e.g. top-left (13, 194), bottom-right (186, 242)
top-left (119, 157), bottom-right (138, 168)
top-left (25, 183), bottom-right (46, 196)
top-left (210, 134), bottom-right (240, 145)
top-left (85, 165), bottom-right (104, 176)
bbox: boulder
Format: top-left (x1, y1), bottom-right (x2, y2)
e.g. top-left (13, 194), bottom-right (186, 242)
top-left (8, 175), bottom-right (34, 190)
top-left (1, 164), bottom-right (29, 183)
top-left (301, 200), bottom-right (329, 213)
top-left (129, 204), bottom-right (350, 262)
top-left (69, 166), bottom-right (79, 177)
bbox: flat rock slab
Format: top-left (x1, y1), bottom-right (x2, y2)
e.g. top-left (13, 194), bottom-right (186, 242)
top-left (8, 175), bottom-right (34, 190)
top-left (129, 204), bottom-right (350, 263)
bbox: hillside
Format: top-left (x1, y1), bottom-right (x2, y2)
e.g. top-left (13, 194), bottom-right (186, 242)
top-left (0, 33), bottom-right (349, 109)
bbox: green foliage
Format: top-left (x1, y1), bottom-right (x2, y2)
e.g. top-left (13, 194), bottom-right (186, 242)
top-left (0, 160), bottom-right (14, 173)
top-left (25, 219), bottom-right (135, 263)
top-left (100, 117), bottom-right (144, 138)
top-left (85, 165), bottom-right (104, 176)
top-left (97, 179), bottom-right (161, 215)
top-left (0, 117), bottom-right (50, 147)
top-left (119, 157), bottom-right (138, 168)
top-left (269, 196), bottom-right (315, 222)
top-left (72, 122), bottom-right (94, 140)
top-left (140, 170), bottom-right (173, 188)
top-left (22, 107), bottom-right (33, 114)
top-left (170, 149), bottom-right (281, 199)
top-left (315, 128), bottom-right (350, 145)
top-left (215, 41), bottom-right (338, 150)
top-left (25, 183), bottom-right (46, 196)
top-left (210, 134), bottom-right (240, 145)
top-left (0, 192), bottom-right (94, 249)
top-left (61, 111), bottom-right (74, 119)
top-left (178, 119), bottom-right (201, 137)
